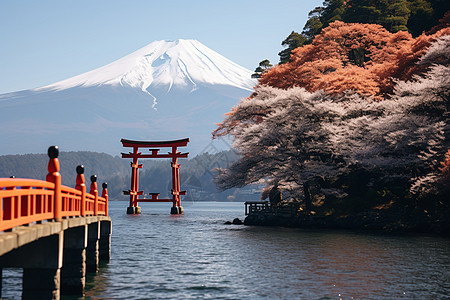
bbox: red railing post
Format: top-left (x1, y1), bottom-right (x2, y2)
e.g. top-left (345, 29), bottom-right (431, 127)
top-left (46, 146), bottom-right (62, 221)
top-left (90, 175), bottom-right (98, 216)
top-left (3, 177), bottom-right (15, 221)
top-left (102, 182), bottom-right (108, 216)
top-left (75, 165), bottom-right (86, 216)
top-left (0, 182), bottom-right (3, 223)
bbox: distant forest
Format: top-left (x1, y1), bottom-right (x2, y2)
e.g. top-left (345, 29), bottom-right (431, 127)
top-left (0, 150), bottom-right (261, 202)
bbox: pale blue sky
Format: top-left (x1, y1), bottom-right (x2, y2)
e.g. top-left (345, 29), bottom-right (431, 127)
top-left (0, 0), bottom-right (322, 94)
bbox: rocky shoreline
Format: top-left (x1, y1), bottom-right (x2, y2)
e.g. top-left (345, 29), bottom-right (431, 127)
top-left (242, 209), bottom-right (450, 236)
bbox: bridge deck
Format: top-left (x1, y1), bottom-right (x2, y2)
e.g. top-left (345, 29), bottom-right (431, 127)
top-left (0, 215), bottom-right (110, 256)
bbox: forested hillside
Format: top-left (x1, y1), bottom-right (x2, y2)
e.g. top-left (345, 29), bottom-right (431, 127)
top-left (276, 0), bottom-right (449, 65)
top-left (0, 150), bottom-right (260, 202)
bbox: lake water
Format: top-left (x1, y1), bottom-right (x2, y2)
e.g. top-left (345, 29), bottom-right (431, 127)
top-left (2, 201), bottom-right (450, 299)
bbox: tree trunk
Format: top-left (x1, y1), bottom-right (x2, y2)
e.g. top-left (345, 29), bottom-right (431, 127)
top-left (304, 181), bottom-right (312, 213)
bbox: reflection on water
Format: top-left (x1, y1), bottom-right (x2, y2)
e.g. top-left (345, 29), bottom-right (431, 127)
top-left (2, 201), bottom-right (449, 299)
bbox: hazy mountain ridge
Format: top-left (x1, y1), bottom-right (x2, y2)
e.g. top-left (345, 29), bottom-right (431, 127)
top-left (0, 150), bottom-right (260, 201)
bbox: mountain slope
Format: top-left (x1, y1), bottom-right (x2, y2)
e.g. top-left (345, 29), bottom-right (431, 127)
top-left (0, 39), bottom-right (256, 156)
top-left (39, 39), bottom-right (255, 94)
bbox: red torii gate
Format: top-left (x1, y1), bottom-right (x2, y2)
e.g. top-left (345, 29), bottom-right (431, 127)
top-left (121, 138), bottom-right (189, 215)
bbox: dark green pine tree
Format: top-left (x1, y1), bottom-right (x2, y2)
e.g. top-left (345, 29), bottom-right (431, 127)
top-left (259, 59), bottom-right (273, 70)
top-left (407, 0), bottom-right (434, 36)
top-left (252, 59), bottom-right (273, 78)
top-left (278, 31), bottom-right (306, 64)
top-left (302, 0), bottom-right (346, 42)
top-left (343, 0), bottom-right (410, 33)
top-left (302, 6), bottom-right (324, 41)
top-left (428, 0), bottom-right (450, 29)
top-left (384, 0), bottom-right (411, 32)
top-left (318, 0), bottom-right (346, 27)
top-left (299, 0), bottom-right (446, 42)
top-left (342, 0), bottom-right (383, 25)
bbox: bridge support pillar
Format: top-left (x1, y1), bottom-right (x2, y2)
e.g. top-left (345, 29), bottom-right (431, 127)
top-left (61, 225), bottom-right (87, 296)
top-left (126, 206), bottom-right (141, 214)
top-left (23, 268), bottom-right (60, 300)
top-left (99, 220), bottom-right (112, 261)
top-left (86, 221), bottom-right (100, 273)
top-left (0, 231), bottom-right (63, 300)
top-left (0, 268), bottom-right (3, 298)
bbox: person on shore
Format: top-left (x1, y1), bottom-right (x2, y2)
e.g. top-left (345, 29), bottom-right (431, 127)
top-left (269, 184), bottom-right (282, 206)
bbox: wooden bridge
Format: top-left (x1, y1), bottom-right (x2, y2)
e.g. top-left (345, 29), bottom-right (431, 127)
top-left (0, 146), bottom-right (111, 299)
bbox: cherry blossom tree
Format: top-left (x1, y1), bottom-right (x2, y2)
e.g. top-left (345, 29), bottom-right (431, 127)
top-left (213, 35), bottom-right (450, 212)
top-left (214, 86), bottom-right (348, 209)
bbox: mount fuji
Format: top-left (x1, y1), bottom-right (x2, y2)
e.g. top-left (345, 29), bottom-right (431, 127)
top-left (0, 39), bottom-right (256, 156)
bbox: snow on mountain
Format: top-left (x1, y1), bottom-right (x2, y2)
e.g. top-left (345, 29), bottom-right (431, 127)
top-left (0, 39), bottom-right (256, 156)
top-left (39, 39), bottom-right (255, 97)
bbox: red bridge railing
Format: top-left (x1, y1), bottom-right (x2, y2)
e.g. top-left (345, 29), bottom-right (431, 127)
top-left (0, 146), bottom-right (108, 232)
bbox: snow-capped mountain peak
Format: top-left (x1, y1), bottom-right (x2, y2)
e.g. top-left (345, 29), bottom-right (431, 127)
top-left (0, 39), bottom-right (256, 156)
top-left (39, 39), bottom-right (255, 93)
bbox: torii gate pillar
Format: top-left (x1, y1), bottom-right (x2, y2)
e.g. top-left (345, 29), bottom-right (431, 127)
top-left (121, 138), bottom-right (189, 215)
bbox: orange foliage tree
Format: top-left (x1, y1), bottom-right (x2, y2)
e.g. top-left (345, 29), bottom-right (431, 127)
top-left (437, 149), bottom-right (450, 197)
top-left (259, 21), bottom-right (450, 97)
top-left (439, 150), bottom-right (450, 178)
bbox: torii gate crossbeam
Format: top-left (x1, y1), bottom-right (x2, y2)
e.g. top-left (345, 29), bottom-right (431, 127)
top-left (121, 138), bottom-right (189, 214)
